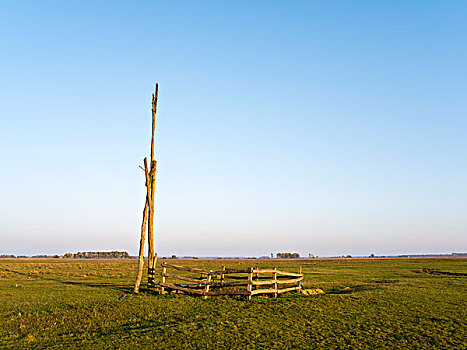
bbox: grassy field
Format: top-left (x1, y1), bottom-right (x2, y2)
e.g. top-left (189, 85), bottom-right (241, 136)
top-left (0, 258), bottom-right (465, 349)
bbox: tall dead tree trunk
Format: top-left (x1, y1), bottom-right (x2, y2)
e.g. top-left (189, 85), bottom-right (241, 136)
top-left (134, 83), bottom-right (159, 293)
top-left (147, 84), bottom-right (158, 288)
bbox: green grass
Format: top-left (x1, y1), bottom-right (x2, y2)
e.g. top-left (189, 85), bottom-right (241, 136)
top-left (0, 258), bottom-right (465, 349)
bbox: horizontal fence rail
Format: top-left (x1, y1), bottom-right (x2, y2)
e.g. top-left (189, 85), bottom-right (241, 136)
top-left (159, 263), bottom-right (304, 300)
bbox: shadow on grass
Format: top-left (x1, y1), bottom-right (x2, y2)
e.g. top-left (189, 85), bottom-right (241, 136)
top-left (326, 284), bottom-right (385, 294)
top-left (414, 268), bottom-right (466, 277)
top-left (1, 268), bottom-right (131, 293)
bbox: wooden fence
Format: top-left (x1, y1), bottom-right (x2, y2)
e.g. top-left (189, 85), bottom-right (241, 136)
top-left (159, 263), bottom-right (303, 300)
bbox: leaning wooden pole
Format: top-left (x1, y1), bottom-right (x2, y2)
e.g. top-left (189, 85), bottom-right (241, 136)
top-left (147, 84), bottom-right (158, 288)
top-left (133, 158), bottom-right (152, 293)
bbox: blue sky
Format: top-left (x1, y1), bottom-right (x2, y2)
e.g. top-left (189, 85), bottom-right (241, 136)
top-left (1, 1), bottom-right (466, 257)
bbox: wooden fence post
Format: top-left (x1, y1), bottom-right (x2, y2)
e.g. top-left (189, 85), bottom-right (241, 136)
top-left (152, 252), bottom-right (158, 287)
top-left (221, 266), bottom-right (225, 281)
top-left (161, 264), bottom-right (167, 294)
top-left (273, 268), bottom-right (278, 298)
top-left (247, 268), bottom-right (253, 301)
top-left (203, 272), bottom-right (212, 300)
top-left (254, 266), bottom-right (258, 293)
top-left (298, 266), bottom-right (302, 293)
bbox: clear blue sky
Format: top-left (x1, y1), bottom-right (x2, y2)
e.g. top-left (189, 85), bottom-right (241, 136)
top-left (1, 1), bottom-right (466, 257)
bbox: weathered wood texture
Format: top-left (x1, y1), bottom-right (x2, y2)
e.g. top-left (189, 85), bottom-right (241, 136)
top-left (134, 83), bottom-right (160, 291)
top-left (147, 160), bottom-right (157, 288)
top-left (159, 263), bottom-right (304, 300)
top-left (161, 272), bottom-right (249, 286)
top-left (161, 263), bottom-right (251, 275)
top-left (147, 84), bottom-right (158, 287)
top-left (251, 276), bottom-right (303, 286)
top-left (252, 269), bottom-right (303, 277)
top-left (160, 282), bottom-right (204, 295)
top-left (133, 158), bottom-right (153, 293)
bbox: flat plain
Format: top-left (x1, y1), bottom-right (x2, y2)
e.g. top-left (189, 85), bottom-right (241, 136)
top-left (0, 257), bottom-right (465, 349)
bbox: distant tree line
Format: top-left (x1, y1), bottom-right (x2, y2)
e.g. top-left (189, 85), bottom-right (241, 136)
top-left (0, 255), bottom-right (61, 258)
top-left (63, 251), bottom-right (130, 259)
top-left (276, 252), bottom-right (300, 259)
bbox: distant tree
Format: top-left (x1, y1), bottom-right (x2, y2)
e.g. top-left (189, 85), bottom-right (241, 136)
top-left (63, 251), bottom-right (130, 259)
top-left (277, 252), bottom-right (300, 259)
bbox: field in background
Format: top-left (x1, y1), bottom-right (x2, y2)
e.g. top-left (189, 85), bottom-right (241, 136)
top-left (0, 258), bottom-right (465, 349)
